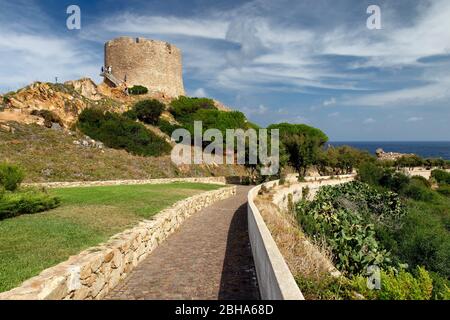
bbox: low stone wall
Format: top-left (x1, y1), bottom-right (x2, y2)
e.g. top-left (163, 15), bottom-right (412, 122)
top-left (0, 186), bottom-right (236, 300)
top-left (23, 176), bottom-right (227, 189)
top-left (272, 174), bottom-right (356, 212)
top-left (247, 174), bottom-right (355, 300)
top-left (400, 167), bottom-right (450, 180)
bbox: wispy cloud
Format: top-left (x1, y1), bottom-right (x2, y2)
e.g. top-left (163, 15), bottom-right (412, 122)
top-left (363, 117), bottom-right (376, 124)
top-left (406, 116), bottom-right (423, 122)
top-left (192, 87), bottom-right (208, 97)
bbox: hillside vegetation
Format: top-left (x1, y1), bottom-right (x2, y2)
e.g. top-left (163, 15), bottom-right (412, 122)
top-left (0, 122), bottom-right (247, 182)
top-left (296, 166), bottom-right (450, 300)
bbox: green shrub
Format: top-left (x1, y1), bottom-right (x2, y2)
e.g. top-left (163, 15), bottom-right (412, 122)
top-left (132, 99), bottom-right (165, 125)
top-left (296, 274), bottom-right (354, 300)
top-left (429, 272), bottom-right (450, 300)
top-left (128, 85), bottom-right (148, 95)
top-left (395, 155), bottom-right (424, 168)
top-left (170, 96), bottom-right (216, 120)
top-left (77, 108), bottom-right (172, 157)
top-left (351, 267), bottom-right (433, 300)
top-left (393, 201), bottom-right (450, 278)
top-left (431, 169), bottom-right (450, 185)
top-left (357, 162), bottom-right (385, 186)
top-left (0, 189), bottom-right (60, 220)
top-left (380, 172), bottom-right (410, 193)
top-left (0, 163), bottom-right (25, 191)
top-left (122, 109), bottom-right (137, 120)
top-left (157, 119), bottom-right (183, 137)
top-left (437, 185), bottom-right (450, 197)
top-left (296, 182), bottom-right (405, 275)
top-left (410, 176), bottom-right (431, 188)
top-left (183, 109), bottom-right (249, 135)
top-left (401, 181), bottom-right (436, 202)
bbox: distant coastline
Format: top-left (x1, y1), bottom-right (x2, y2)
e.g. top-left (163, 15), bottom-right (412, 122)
top-left (329, 141), bottom-right (450, 160)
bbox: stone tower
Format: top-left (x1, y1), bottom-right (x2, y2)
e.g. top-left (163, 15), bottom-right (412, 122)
top-left (104, 37), bottom-right (185, 97)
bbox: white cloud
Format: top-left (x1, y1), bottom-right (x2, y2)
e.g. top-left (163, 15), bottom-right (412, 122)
top-left (363, 118), bottom-right (376, 124)
top-left (344, 76), bottom-right (450, 107)
top-left (96, 14), bottom-right (229, 40)
top-left (242, 104), bottom-right (268, 115)
top-left (0, 3), bottom-right (99, 91)
top-left (328, 112), bottom-right (340, 117)
top-left (192, 88), bottom-right (208, 97)
top-left (406, 117), bottom-right (423, 122)
top-left (323, 97), bottom-right (336, 106)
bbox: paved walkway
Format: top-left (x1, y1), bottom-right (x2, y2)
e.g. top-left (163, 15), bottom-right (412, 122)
top-left (106, 186), bottom-right (260, 300)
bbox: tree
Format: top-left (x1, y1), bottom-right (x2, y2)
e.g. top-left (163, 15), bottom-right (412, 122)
top-left (133, 99), bottom-right (165, 125)
top-left (267, 123), bottom-right (328, 176)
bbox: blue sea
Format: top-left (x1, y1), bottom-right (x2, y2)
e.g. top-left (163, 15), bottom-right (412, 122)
top-left (329, 141), bottom-right (450, 160)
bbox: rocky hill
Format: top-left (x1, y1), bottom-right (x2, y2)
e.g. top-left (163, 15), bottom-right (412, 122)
top-left (0, 79), bottom-right (244, 182)
top-left (0, 79), bottom-right (128, 128)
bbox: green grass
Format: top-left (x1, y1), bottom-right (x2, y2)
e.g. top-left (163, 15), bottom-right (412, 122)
top-left (0, 182), bottom-right (223, 292)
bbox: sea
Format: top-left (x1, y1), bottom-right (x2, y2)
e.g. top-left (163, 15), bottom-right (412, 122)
top-left (329, 141), bottom-right (450, 160)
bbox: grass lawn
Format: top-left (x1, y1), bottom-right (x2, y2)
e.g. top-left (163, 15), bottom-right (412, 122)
top-left (0, 182), bottom-right (223, 292)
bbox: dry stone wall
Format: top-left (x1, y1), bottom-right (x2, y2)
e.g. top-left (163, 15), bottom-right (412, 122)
top-left (23, 176), bottom-right (227, 189)
top-left (0, 186), bottom-right (236, 300)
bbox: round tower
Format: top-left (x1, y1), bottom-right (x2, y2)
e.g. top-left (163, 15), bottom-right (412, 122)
top-left (104, 37), bottom-right (185, 97)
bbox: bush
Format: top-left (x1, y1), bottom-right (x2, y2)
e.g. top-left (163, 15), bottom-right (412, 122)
top-left (357, 162), bottom-right (385, 186)
top-left (77, 108), bottom-right (172, 157)
top-left (169, 96), bottom-right (216, 120)
top-left (410, 176), bottom-right (431, 188)
top-left (437, 185), bottom-right (450, 197)
top-left (431, 169), bottom-right (450, 185)
top-left (132, 99), bottom-right (165, 125)
top-left (0, 163), bottom-right (25, 191)
top-left (0, 189), bottom-right (60, 220)
top-left (183, 109), bottom-right (249, 135)
top-left (429, 272), bottom-right (450, 300)
top-left (401, 181), bottom-right (436, 202)
top-left (128, 85), bottom-right (148, 95)
top-left (395, 155), bottom-right (424, 168)
top-left (394, 201), bottom-right (450, 278)
top-left (122, 109), bottom-right (137, 120)
top-left (296, 182), bottom-right (405, 275)
top-left (351, 267), bottom-right (433, 300)
top-left (157, 119), bottom-right (183, 137)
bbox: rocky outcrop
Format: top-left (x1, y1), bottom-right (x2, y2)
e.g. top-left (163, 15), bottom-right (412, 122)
top-left (1, 82), bottom-right (93, 128)
top-left (375, 148), bottom-right (415, 161)
top-left (64, 78), bottom-right (103, 101)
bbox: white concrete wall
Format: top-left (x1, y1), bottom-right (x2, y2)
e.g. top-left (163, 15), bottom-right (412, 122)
top-left (247, 174), bottom-right (356, 300)
top-left (248, 183), bottom-right (304, 300)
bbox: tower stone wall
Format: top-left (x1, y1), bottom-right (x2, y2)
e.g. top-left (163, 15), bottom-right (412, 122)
top-left (104, 37), bottom-right (185, 97)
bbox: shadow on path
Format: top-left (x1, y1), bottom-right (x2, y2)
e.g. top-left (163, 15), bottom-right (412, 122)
top-left (218, 202), bottom-right (260, 300)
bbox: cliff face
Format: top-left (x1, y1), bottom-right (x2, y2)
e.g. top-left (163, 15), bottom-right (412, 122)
top-left (0, 79), bottom-right (127, 128)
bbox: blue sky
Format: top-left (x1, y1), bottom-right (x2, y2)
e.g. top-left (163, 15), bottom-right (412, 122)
top-left (0, 0), bottom-right (449, 141)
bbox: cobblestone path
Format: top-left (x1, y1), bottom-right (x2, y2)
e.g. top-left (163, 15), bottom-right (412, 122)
top-left (106, 186), bottom-right (260, 300)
